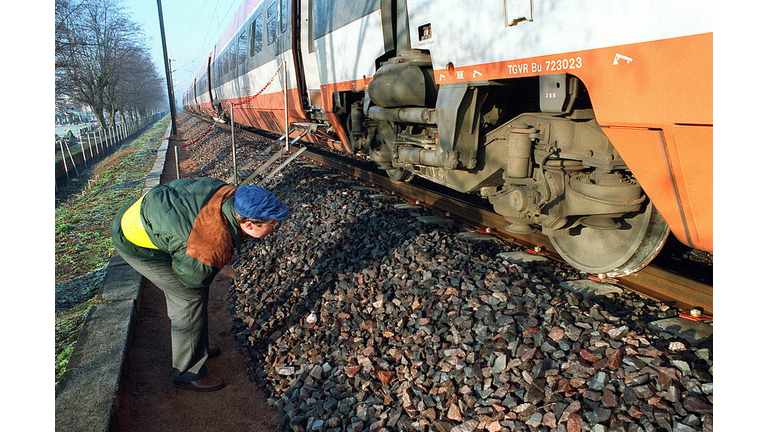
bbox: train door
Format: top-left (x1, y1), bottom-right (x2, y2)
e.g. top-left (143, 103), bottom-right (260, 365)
top-left (270, 0), bottom-right (311, 128)
top-left (299, 0), bottom-right (323, 115)
top-left (209, 47), bottom-right (222, 117)
top-left (206, 53), bottom-right (215, 111)
top-left (192, 78), bottom-right (198, 110)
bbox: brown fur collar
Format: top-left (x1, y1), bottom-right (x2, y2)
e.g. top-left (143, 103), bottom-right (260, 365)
top-left (185, 185), bottom-right (238, 269)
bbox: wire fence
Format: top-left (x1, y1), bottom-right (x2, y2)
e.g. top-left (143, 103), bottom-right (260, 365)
top-left (55, 111), bottom-right (166, 182)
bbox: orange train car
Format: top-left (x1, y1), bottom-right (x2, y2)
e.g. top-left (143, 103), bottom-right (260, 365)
top-left (184, 0), bottom-right (712, 277)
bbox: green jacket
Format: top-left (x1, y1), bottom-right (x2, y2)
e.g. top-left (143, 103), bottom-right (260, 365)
top-left (112, 177), bottom-right (243, 288)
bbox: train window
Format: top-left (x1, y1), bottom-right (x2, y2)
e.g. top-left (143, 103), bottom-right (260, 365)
top-left (267, 2), bottom-right (277, 45)
top-left (220, 55), bottom-right (228, 76)
top-left (229, 43), bottom-right (237, 74)
top-left (280, 0), bottom-right (288, 33)
top-left (238, 30), bottom-right (248, 65)
top-left (251, 14), bottom-right (263, 55)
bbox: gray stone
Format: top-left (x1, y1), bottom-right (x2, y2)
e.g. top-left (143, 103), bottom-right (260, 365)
top-left (370, 194), bottom-right (399, 200)
top-left (417, 215), bottom-right (454, 225)
top-left (585, 407), bottom-right (611, 424)
top-left (456, 231), bottom-right (497, 241)
top-left (525, 412), bottom-right (543, 427)
top-left (450, 419), bottom-right (480, 432)
top-left (309, 364), bottom-right (323, 380)
top-left (559, 279), bottom-right (623, 300)
top-left (393, 203), bottom-right (423, 210)
top-left (496, 251), bottom-right (549, 263)
top-left (310, 419), bottom-right (324, 431)
top-left (672, 422), bottom-right (698, 432)
top-left (587, 371), bottom-right (610, 391)
top-left (670, 360), bottom-right (692, 377)
top-left (491, 354), bottom-right (507, 374)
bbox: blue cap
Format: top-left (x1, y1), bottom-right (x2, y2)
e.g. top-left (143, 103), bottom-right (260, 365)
top-left (234, 185), bottom-right (290, 220)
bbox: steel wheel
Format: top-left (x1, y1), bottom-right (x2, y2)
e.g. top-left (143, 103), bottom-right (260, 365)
top-left (549, 203), bottom-right (670, 277)
top-left (385, 167), bottom-right (415, 182)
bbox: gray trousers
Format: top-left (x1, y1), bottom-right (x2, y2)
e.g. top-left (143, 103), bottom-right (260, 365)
top-left (118, 252), bottom-right (211, 382)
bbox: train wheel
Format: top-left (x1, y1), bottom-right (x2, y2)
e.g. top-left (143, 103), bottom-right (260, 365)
top-left (549, 203), bottom-right (669, 277)
top-left (386, 167), bottom-right (415, 182)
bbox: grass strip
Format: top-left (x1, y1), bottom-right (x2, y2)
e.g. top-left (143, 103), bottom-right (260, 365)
top-left (55, 116), bottom-right (170, 385)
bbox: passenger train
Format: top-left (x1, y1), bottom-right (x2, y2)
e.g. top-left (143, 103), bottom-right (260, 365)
top-left (183, 0), bottom-right (713, 277)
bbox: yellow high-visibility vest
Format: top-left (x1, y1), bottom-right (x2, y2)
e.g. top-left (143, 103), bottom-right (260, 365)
top-left (120, 193), bottom-right (160, 249)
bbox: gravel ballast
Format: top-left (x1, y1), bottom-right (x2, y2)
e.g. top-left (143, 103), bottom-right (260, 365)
top-left (179, 113), bottom-right (714, 432)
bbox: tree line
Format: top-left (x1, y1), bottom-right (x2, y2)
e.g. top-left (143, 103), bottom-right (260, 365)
top-left (56, 0), bottom-right (167, 129)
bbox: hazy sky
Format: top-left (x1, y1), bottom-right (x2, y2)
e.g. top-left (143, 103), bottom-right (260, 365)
top-left (122, 0), bottom-right (242, 105)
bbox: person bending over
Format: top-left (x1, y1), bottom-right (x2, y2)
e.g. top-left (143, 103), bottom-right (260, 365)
top-left (111, 177), bottom-right (289, 392)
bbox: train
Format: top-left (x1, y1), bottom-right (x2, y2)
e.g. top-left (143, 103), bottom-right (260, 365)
top-left (183, 0), bottom-right (713, 277)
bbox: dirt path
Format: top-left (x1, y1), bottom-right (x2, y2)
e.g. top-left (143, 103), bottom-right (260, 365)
top-left (112, 141), bottom-right (281, 431)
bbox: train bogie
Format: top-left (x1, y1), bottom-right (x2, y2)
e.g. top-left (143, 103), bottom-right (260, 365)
top-left (184, 0), bottom-right (713, 276)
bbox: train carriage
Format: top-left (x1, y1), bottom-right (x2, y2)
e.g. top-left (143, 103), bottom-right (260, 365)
top-left (184, 0), bottom-right (713, 277)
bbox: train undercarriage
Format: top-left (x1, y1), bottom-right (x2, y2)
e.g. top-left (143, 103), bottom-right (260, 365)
top-left (344, 53), bottom-right (669, 277)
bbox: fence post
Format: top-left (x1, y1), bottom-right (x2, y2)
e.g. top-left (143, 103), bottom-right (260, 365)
top-left (58, 139), bottom-right (70, 181)
top-left (64, 141), bottom-right (80, 176)
top-left (86, 132), bottom-right (94, 160)
top-left (79, 133), bottom-right (88, 167)
top-left (175, 144), bottom-right (180, 180)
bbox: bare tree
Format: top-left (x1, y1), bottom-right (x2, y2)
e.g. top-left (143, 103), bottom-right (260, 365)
top-left (112, 46), bottom-right (166, 122)
top-left (56, 0), bottom-right (166, 128)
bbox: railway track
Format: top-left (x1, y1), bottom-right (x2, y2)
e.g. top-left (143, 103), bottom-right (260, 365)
top-left (175, 112), bottom-right (714, 432)
top-left (193, 115), bottom-right (713, 318)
